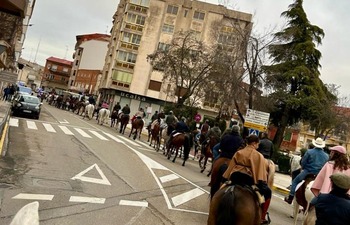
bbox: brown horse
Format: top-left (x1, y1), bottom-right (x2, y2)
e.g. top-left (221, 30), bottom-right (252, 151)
top-left (149, 122), bottom-right (161, 150)
top-left (209, 157), bottom-right (232, 199)
top-left (129, 118), bottom-right (144, 140)
top-left (110, 110), bottom-right (119, 127)
top-left (166, 133), bottom-right (191, 166)
top-left (118, 114), bottom-right (130, 134)
top-left (199, 135), bottom-right (218, 175)
top-left (208, 183), bottom-right (262, 225)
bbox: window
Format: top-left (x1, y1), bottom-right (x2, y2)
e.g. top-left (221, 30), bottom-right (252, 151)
top-left (218, 33), bottom-right (235, 45)
top-left (148, 80), bottom-right (162, 91)
top-left (117, 51), bottom-right (137, 64)
top-left (193, 11), bottom-right (205, 20)
top-left (51, 65), bottom-right (57, 71)
top-left (73, 70), bottom-right (76, 76)
top-left (130, 0), bottom-right (149, 7)
top-left (162, 24), bottom-right (174, 34)
top-left (167, 5), bottom-right (178, 15)
top-left (129, 4), bottom-right (148, 14)
top-left (126, 13), bottom-right (146, 26)
top-left (78, 49), bottom-right (82, 56)
top-left (60, 77), bottom-right (66, 81)
top-left (75, 60), bottom-right (79, 66)
top-left (158, 42), bottom-right (170, 51)
top-left (112, 70), bottom-right (133, 84)
top-left (122, 32), bottom-right (142, 45)
top-left (184, 10), bottom-right (188, 17)
top-left (63, 67), bottom-right (68, 72)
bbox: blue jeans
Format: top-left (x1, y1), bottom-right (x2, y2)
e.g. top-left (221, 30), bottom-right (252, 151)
top-left (289, 169), bottom-right (310, 196)
top-left (212, 143), bottom-right (220, 161)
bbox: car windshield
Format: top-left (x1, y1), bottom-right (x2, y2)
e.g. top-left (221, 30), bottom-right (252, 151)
top-left (22, 96), bottom-right (40, 104)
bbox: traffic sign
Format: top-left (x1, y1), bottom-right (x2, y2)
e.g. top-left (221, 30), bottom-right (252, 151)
top-left (249, 128), bottom-right (260, 136)
top-left (244, 109), bottom-right (270, 131)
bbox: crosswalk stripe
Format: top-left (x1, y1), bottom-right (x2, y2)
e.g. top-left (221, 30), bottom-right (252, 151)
top-left (9, 118), bottom-right (19, 127)
top-left (42, 123), bottom-right (56, 133)
top-left (26, 121), bottom-right (37, 130)
top-left (135, 140), bottom-right (153, 149)
top-left (69, 196), bottom-right (105, 204)
top-left (12, 193), bottom-right (54, 201)
top-left (74, 128), bottom-right (92, 138)
top-left (116, 135), bottom-right (141, 147)
top-left (58, 125), bottom-right (74, 135)
top-left (103, 132), bottom-right (124, 143)
top-left (159, 174), bottom-right (179, 183)
top-left (89, 130), bottom-right (108, 141)
top-left (171, 188), bottom-right (205, 207)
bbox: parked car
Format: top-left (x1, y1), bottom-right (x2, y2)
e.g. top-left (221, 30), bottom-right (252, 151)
top-left (11, 94), bottom-right (42, 119)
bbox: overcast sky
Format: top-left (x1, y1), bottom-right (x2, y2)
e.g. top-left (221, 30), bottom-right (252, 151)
top-left (22, 0), bottom-right (350, 97)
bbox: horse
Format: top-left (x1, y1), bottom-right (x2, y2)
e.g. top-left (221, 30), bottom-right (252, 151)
top-left (118, 113), bottom-right (130, 134)
top-left (198, 135), bottom-right (218, 175)
top-left (292, 176), bottom-right (315, 225)
top-left (208, 179), bottom-right (262, 225)
top-left (83, 103), bottom-right (94, 120)
top-left (159, 124), bottom-right (170, 154)
top-left (129, 118), bottom-right (144, 140)
top-left (166, 133), bottom-right (191, 166)
top-left (149, 121), bottom-right (161, 150)
top-left (110, 110), bottom-right (119, 127)
top-left (97, 108), bottom-right (110, 125)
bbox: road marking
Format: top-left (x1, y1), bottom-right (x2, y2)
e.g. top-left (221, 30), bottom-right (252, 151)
top-left (58, 119), bottom-right (69, 124)
top-left (159, 174), bottom-right (179, 183)
top-left (119, 200), bottom-right (148, 207)
top-left (12, 193), bottom-right (54, 201)
top-left (74, 128), bottom-right (92, 138)
top-left (69, 196), bottom-right (105, 204)
top-left (58, 125), bottom-right (74, 135)
top-left (116, 135), bottom-right (141, 147)
top-left (135, 140), bottom-right (153, 149)
top-left (103, 132), bottom-right (124, 143)
top-left (26, 121), bottom-right (37, 130)
top-left (171, 188), bottom-right (205, 207)
top-left (9, 118), bottom-right (19, 127)
top-left (89, 130), bottom-right (108, 141)
top-left (42, 123), bottom-right (56, 133)
top-left (71, 163), bottom-right (111, 185)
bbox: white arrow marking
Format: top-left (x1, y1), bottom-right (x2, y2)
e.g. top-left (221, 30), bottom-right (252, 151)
top-left (71, 164), bottom-right (111, 185)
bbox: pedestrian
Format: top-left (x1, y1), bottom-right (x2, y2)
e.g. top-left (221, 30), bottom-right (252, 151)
top-left (2, 85), bottom-right (10, 101)
top-left (310, 173), bottom-right (350, 225)
top-left (257, 132), bottom-right (274, 159)
top-left (284, 137), bottom-right (329, 204)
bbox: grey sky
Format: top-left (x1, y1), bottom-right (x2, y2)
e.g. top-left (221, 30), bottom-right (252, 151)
top-left (22, 0), bottom-right (350, 97)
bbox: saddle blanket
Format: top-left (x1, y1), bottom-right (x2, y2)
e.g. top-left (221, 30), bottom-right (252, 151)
top-left (173, 132), bottom-right (182, 137)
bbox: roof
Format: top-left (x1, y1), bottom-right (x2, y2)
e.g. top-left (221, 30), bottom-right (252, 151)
top-left (46, 57), bottom-right (73, 66)
top-left (76, 33), bottom-right (111, 42)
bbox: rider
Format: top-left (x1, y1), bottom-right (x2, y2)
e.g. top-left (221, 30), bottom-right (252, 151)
top-left (257, 132), bottom-right (274, 159)
top-left (310, 173), bottom-right (350, 225)
top-left (113, 102), bottom-right (121, 113)
top-left (200, 120), bottom-right (210, 142)
top-left (311, 145), bottom-right (350, 196)
top-left (167, 117), bottom-right (190, 145)
top-left (203, 123), bottom-right (222, 153)
top-left (222, 134), bottom-right (272, 224)
top-left (121, 104), bottom-right (131, 115)
top-left (134, 108), bottom-right (145, 119)
top-left (284, 137), bottom-right (329, 204)
top-left (88, 95), bottom-right (95, 105)
top-left (165, 111), bottom-right (177, 135)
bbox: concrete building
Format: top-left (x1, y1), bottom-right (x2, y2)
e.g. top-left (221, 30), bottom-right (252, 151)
top-left (17, 57), bottom-right (43, 90)
top-left (98, 0), bottom-right (252, 117)
top-left (42, 57), bottom-right (72, 94)
top-left (69, 33), bottom-right (110, 95)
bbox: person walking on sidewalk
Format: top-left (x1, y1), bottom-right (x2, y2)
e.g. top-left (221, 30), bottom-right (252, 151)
top-left (284, 137), bottom-right (329, 204)
top-left (257, 132), bottom-right (274, 159)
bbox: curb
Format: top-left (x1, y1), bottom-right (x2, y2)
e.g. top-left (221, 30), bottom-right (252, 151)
top-left (272, 185), bottom-right (289, 195)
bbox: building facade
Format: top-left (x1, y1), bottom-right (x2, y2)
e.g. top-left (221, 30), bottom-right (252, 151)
top-left (17, 57), bottom-right (43, 90)
top-left (69, 33), bottom-right (110, 95)
top-left (42, 57), bottom-right (72, 94)
top-left (98, 0), bottom-right (252, 117)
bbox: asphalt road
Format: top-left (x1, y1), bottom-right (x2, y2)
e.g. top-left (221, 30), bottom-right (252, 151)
top-left (0, 102), bottom-right (299, 225)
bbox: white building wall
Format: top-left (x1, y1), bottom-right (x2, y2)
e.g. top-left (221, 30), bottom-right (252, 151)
top-left (79, 40), bottom-right (108, 70)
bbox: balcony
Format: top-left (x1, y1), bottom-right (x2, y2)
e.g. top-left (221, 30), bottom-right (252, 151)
top-left (0, 0), bottom-right (27, 17)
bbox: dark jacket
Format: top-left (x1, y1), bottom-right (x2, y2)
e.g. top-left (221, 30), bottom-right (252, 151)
top-left (113, 104), bottom-right (121, 111)
top-left (219, 132), bottom-right (244, 159)
top-left (258, 138), bottom-right (274, 159)
top-left (175, 121), bottom-right (190, 133)
top-left (311, 190), bottom-right (350, 225)
top-left (122, 106), bottom-right (130, 114)
top-left (88, 96), bottom-right (95, 105)
top-left (207, 126), bottom-right (222, 142)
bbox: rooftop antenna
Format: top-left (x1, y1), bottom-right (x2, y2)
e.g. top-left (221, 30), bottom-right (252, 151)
top-left (33, 37), bottom-right (41, 63)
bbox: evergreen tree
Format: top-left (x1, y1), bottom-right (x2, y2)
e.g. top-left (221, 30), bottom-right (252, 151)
top-left (263, 0), bottom-right (336, 148)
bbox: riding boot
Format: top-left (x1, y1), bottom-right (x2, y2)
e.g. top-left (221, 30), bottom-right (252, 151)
top-left (261, 198), bottom-right (271, 224)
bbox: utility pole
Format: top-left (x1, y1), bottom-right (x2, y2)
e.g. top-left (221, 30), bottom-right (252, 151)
top-left (33, 37), bottom-right (41, 63)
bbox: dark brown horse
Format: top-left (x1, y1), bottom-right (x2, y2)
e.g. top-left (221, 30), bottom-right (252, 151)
top-left (110, 110), bottom-right (119, 127)
top-left (166, 133), bottom-right (191, 166)
top-left (118, 114), bottom-right (130, 134)
top-left (129, 118), bottom-right (144, 140)
top-left (199, 135), bottom-right (218, 175)
top-left (209, 157), bottom-right (232, 198)
top-left (149, 122), bottom-right (161, 150)
top-left (208, 183), bottom-right (261, 225)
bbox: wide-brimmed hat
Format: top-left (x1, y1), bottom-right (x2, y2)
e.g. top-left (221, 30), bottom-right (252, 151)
top-left (330, 173), bottom-right (350, 190)
top-left (329, 145), bottom-right (347, 154)
top-left (312, 137), bottom-right (325, 148)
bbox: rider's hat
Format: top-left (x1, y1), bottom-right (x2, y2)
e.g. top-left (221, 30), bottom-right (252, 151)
top-left (329, 145), bottom-right (347, 154)
top-left (330, 173), bottom-right (350, 190)
top-left (312, 137), bottom-right (325, 148)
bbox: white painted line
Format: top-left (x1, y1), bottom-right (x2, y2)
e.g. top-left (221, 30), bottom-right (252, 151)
top-left (42, 123), bottom-right (56, 133)
top-left (26, 121), bottom-right (37, 130)
top-left (103, 132), bottom-right (124, 143)
top-left (12, 193), bottom-right (54, 201)
top-left (69, 196), bottom-right (105, 204)
top-left (119, 200), bottom-right (148, 207)
top-left (9, 118), bottom-right (19, 127)
top-left (71, 164), bottom-right (111, 185)
top-left (159, 174), bottom-right (179, 183)
top-left (74, 128), bottom-right (92, 138)
top-left (89, 130), bottom-right (108, 141)
top-left (116, 135), bottom-right (141, 147)
top-left (135, 140), bottom-right (153, 149)
top-left (171, 188), bottom-right (205, 207)
top-left (58, 125), bottom-right (74, 135)
top-left (58, 119), bottom-right (69, 124)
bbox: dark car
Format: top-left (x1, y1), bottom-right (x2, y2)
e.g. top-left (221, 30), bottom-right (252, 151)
top-left (11, 94), bottom-right (42, 119)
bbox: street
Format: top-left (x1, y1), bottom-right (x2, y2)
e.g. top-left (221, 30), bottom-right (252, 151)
top-left (0, 102), bottom-right (298, 225)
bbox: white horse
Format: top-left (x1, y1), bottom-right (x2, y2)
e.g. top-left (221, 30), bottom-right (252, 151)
top-left (83, 103), bottom-right (94, 120)
top-left (97, 108), bottom-right (110, 125)
top-left (293, 180), bottom-right (315, 225)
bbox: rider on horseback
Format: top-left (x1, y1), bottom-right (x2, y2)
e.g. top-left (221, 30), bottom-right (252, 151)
top-left (121, 104), bottom-right (130, 115)
top-left (222, 135), bottom-right (272, 224)
top-left (167, 117), bottom-right (189, 146)
top-left (164, 111), bottom-right (177, 135)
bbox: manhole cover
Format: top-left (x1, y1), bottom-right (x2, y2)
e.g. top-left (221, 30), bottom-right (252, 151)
top-left (33, 179), bottom-right (72, 189)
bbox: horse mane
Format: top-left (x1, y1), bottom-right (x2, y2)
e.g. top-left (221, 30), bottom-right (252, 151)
top-left (217, 185), bottom-right (236, 225)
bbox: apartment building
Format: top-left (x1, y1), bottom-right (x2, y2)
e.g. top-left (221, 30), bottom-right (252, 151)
top-left (69, 33), bottom-right (110, 95)
top-left (17, 57), bottom-right (43, 90)
top-left (42, 57), bottom-right (72, 94)
top-left (99, 0), bottom-right (252, 116)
